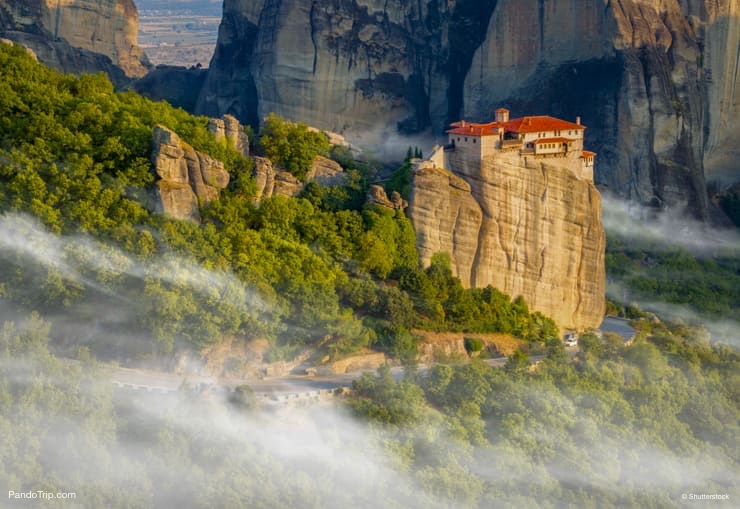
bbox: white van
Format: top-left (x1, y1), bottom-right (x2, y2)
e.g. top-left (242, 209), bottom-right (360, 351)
top-left (564, 333), bottom-right (578, 347)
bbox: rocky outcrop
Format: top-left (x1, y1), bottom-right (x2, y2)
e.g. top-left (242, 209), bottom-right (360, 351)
top-left (318, 349), bottom-right (387, 375)
top-left (408, 151), bottom-right (606, 331)
top-left (252, 157), bottom-right (300, 201)
top-left (0, 0), bottom-right (148, 79)
top-left (252, 155), bottom-right (346, 202)
top-left (200, 0), bottom-right (739, 221)
top-left (367, 185), bottom-right (408, 211)
top-left (305, 156), bottom-right (346, 186)
top-left (209, 114), bottom-right (250, 157)
top-left (151, 125), bottom-right (230, 222)
top-left (197, 0), bottom-right (454, 140)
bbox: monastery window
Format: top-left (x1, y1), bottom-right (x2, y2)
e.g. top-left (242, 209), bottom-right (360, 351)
top-left (465, 137), bottom-right (468, 142)
top-left (473, 139), bottom-right (477, 143)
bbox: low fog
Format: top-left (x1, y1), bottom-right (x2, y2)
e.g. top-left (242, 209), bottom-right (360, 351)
top-left (2, 349), bottom-right (737, 508)
top-left (600, 194), bottom-right (740, 256)
top-left (600, 195), bottom-right (739, 346)
top-left (1, 208), bottom-right (737, 507)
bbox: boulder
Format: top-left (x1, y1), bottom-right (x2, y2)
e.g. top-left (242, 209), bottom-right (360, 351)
top-left (252, 155), bottom-right (347, 202)
top-left (208, 114), bottom-right (249, 157)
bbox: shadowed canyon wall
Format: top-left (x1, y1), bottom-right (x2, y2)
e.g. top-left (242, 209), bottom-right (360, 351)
top-left (199, 0), bottom-right (739, 220)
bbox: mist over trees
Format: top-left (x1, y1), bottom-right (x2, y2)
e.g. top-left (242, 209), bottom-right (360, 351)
top-left (0, 43), bottom-right (737, 509)
top-left (1, 311), bottom-right (736, 508)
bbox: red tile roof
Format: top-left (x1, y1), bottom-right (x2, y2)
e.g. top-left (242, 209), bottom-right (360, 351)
top-left (447, 121), bottom-right (500, 136)
top-left (533, 137), bottom-right (573, 144)
top-left (582, 150), bottom-right (597, 157)
top-left (504, 116), bottom-right (585, 133)
top-left (447, 115), bottom-right (586, 137)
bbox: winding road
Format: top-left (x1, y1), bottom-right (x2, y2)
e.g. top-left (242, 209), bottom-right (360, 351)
top-left (105, 355), bottom-right (544, 402)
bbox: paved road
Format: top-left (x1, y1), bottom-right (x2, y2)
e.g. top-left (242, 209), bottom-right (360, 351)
top-left (106, 354), bottom-right (547, 397)
top-left (599, 316), bottom-right (637, 343)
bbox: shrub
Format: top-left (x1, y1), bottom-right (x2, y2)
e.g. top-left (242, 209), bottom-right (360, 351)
top-left (464, 337), bottom-right (484, 353)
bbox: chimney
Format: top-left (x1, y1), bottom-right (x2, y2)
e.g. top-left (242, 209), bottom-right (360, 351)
top-left (576, 116), bottom-right (581, 125)
top-left (495, 108), bottom-right (510, 123)
top-left (461, 120), bottom-right (466, 127)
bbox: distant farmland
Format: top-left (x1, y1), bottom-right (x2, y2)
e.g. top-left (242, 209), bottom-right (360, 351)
top-left (137, 0), bottom-right (222, 67)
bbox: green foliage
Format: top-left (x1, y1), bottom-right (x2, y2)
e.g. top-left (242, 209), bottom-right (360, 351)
top-left (349, 320), bottom-right (740, 508)
top-left (229, 384), bottom-right (258, 411)
top-left (719, 190), bottom-right (740, 227)
top-left (606, 234), bottom-right (739, 319)
top-left (385, 160), bottom-right (412, 199)
top-left (464, 337), bottom-right (484, 353)
top-left (397, 254), bottom-right (559, 341)
top-left (257, 113), bottom-right (330, 181)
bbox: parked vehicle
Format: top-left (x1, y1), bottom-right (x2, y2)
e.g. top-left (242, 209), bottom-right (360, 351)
top-left (564, 333), bottom-right (578, 347)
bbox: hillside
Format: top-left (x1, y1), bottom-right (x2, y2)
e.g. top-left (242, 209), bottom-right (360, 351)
top-left (0, 43), bottom-right (562, 368)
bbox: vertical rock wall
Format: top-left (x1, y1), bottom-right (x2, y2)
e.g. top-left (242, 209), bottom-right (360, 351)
top-left (200, 0), bottom-right (740, 220)
top-left (408, 152), bottom-right (606, 331)
top-left (0, 0), bottom-right (147, 78)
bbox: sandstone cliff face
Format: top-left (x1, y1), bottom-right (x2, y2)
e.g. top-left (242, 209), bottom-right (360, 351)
top-left (408, 152), bottom-right (606, 331)
top-left (200, 0), bottom-right (739, 220)
top-left (462, 0), bottom-right (739, 219)
top-left (151, 126), bottom-right (230, 222)
top-left (0, 0), bottom-right (147, 78)
top-left (197, 0), bottom-right (456, 139)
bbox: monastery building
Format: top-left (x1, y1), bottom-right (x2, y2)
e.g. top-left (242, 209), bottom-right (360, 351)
top-left (436, 108), bottom-right (596, 180)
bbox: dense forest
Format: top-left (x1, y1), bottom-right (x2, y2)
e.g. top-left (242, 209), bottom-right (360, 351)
top-left (1, 312), bottom-right (736, 508)
top-left (0, 43), bottom-right (737, 508)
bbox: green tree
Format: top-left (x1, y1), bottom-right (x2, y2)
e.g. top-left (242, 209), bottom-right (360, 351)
top-left (257, 113), bottom-right (329, 180)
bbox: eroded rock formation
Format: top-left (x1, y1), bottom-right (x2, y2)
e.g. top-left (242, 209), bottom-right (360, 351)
top-left (151, 125), bottom-right (230, 222)
top-left (252, 155), bottom-right (346, 202)
top-left (209, 114), bottom-right (250, 157)
top-left (0, 0), bottom-right (147, 79)
top-left (367, 185), bottom-right (408, 211)
top-left (408, 151), bottom-right (606, 331)
top-left (200, 0), bottom-right (739, 220)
